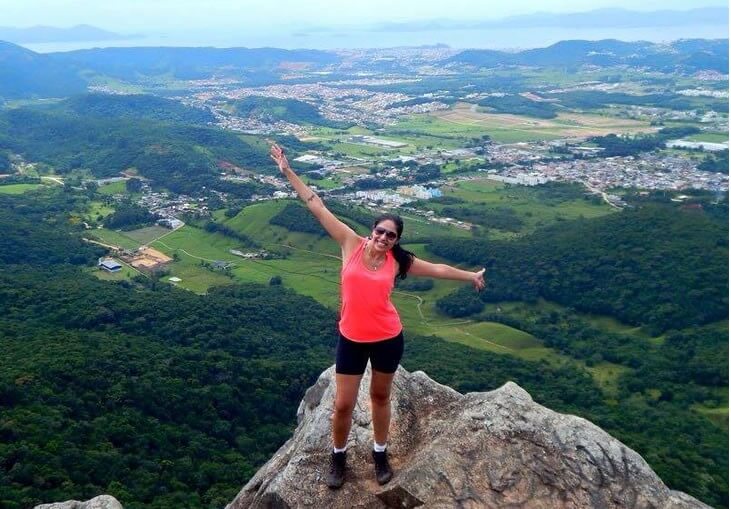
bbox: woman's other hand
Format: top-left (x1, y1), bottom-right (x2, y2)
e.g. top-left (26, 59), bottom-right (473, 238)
top-left (270, 143), bottom-right (290, 174)
top-left (472, 268), bottom-right (486, 292)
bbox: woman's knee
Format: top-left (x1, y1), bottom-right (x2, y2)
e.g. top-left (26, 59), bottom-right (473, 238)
top-left (370, 388), bottom-right (391, 407)
top-left (333, 398), bottom-right (356, 417)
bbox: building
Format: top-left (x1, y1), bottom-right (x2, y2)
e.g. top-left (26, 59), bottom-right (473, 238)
top-left (158, 218), bottom-right (185, 229)
top-left (98, 258), bottom-right (122, 273)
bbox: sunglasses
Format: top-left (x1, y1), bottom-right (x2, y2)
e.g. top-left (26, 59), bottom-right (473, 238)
top-left (373, 226), bottom-right (398, 240)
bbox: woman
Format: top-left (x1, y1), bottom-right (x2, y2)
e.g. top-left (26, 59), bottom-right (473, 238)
top-left (270, 143), bottom-right (485, 489)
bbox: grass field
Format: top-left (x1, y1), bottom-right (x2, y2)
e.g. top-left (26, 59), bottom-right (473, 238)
top-left (441, 178), bottom-right (615, 235)
top-left (86, 201), bottom-right (115, 220)
top-left (687, 132), bottom-right (729, 143)
top-left (97, 181), bottom-right (127, 195)
top-left (692, 384), bottom-right (729, 431)
top-left (90, 229), bottom-right (142, 250)
top-left (692, 403), bottom-right (729, 432)
top-left (151, 226), bottom-right (242, 262)
top-left (585, 362), bottom-right (633, 398)
top-left (382, 104), bottom-right (654, 145)
top-left (124, 225), bottom-right (172, 244)
top-left (0, 183), bottom-right (43, 194)
top-left (90, 265), bottom-right (139, 282)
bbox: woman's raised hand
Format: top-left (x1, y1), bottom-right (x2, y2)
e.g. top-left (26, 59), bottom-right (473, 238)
top-left (472, 268), bottom-right (486, 292)
top-left (270, 143), bottom-right (290, 174)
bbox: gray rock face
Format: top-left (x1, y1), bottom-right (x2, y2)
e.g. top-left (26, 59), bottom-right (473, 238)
top-left (228, 366), bottom-right (710, 509)
top-left (34, 495), bottom-right (124, 509)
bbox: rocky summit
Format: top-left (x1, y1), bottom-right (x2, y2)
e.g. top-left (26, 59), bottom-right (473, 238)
top-left (228, 366), bottom-right (710, 509)
top-left (34, 495), bottom-right (124, 509)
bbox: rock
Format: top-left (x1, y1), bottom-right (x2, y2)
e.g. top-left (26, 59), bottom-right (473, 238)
top-left (34, 495), bottom-right (124, 509)
top-left (227, 366), bottom-right (711, 509)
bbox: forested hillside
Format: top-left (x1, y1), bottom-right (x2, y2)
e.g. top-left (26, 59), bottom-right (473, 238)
top-left (0, 95), bottom-right (298, 195)
top-left (431, 204), bottom-right (728, 333)
top-left (233, 96), bottom-right (349, 129)
top-left (0, 191), bottom-right (336, 509)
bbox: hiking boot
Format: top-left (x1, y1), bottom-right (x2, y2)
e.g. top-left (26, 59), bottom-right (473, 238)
top-left (372, 449), bottom-right (393, 485)
top-left (326, 451), bottom-right (346, 489)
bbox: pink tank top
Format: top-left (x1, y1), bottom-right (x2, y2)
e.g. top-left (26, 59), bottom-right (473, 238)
top-left (339, 238), bottom-right (402, 342)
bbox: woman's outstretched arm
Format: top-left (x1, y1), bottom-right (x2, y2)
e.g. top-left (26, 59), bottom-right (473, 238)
top-left (270, 143), bottom-right (360, 249)
top-left (408, 257), bottom-right (486, 291)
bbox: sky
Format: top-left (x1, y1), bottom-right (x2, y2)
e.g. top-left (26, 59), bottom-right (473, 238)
top-left (1, 0), bottom-right (727, 31)
top-left (2, 0), bottom-right (727, 51)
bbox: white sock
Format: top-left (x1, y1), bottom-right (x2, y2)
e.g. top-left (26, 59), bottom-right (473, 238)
top-left (373, 442), bottom-right (387, 453)
top-left (333, 446), bottom-right (347, 454)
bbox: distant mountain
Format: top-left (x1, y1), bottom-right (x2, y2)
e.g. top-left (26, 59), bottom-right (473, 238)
top-left (61, 93), bottom-right (215, 125)
top-left (232, 96), bottom-right (349, 129)
top-left (0, 41), bottom-right (86, 99)
top-left (448, 39), bottom-right (729, 73)
top-left (0, 24), bottom-right (134, 43)
top-left (369, 7), bottom-right (729, 32)
top-left (52, 46), bottom-right (342, 80)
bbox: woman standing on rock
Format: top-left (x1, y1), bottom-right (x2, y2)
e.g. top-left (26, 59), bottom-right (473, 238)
top-left (270, 143), bottom-right (485, 489)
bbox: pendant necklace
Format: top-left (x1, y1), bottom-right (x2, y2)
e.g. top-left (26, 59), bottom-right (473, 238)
top-left (366, 242), bottom-right (384, 271)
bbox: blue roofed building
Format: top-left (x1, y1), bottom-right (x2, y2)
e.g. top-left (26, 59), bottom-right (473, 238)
top-left (98, 258), bottom-right (122, 273)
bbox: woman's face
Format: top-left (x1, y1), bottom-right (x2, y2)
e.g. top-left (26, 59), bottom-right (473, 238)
top-left (371, 219), bottom-right (399, 253)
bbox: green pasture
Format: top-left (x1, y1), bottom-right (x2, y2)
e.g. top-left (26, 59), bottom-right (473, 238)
top-left (150, 226), bottom-right (242, 262)
top-left (693, 405), bottom-right (729, 432)
top-left (439, 179), bottom-right (615, 235)
top-left (90, 229), bottom-right (142, 250)
top-left (302, 175), bottom-right (340, 189)
top-left (161, 257), bottom-right (234, 294)
top-left (238, 133), bottom-right (274, 153)
top-left (85, 75), bottom-right (145, 94)
top-left (581, 313), bottom-right (652, 339)
top-left (482, 298), bottom-right (651, 338)
top-left (0, 183), bottom-right (43, 194)
top-left (687, 132), bottom-right (729, 143)
top-left (391, 113), bottom-right (527, 143)
top-left (124, 225), bottom-right (172, 245)
top-left (390, 115), bottom-right (487, 137)
top-left (329, 141), bottom-right (397, 157)
top-left (97, 180), bottom-right (127, 195)
top-left (585, 362), bottom-right (633, 398)
top-left (90, 265), bottom-right (138, 282)
top-left (86, 201), bottom-right (115, 220)
top-left (400, 213), bottom-right (473, 241)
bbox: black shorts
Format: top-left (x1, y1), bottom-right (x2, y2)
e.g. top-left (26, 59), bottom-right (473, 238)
top-left (335, 331), bottom-right (404, 375)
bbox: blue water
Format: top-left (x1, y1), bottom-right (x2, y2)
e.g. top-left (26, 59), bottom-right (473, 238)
top-left (20, 24), bottom-right (729, 53)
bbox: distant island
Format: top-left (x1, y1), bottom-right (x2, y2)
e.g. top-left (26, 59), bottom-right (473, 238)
top-left (0, 24), bottom-right (137, 43)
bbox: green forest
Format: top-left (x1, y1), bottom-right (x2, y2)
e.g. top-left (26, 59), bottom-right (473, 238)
top-left (0, 182), bottom-right (727, 508)
top-left (0, 94), bottom-right (315, 196)
top-left (430, 204), bottom-right (728, 332)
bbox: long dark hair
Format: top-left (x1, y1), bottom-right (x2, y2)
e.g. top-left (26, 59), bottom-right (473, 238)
top-left (373, 213), bottom-right (414, 280)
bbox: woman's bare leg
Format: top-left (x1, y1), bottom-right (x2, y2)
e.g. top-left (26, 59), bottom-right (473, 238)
top-left (370, 370), bottom-right (396, 445)
top-left (332, 373), bottom-right (362, 448)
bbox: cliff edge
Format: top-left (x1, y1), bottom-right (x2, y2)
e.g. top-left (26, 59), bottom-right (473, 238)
top-left (228, 366), bottom-right (709, 509)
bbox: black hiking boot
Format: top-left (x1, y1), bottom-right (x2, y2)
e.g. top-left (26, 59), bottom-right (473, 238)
top-left (372, 449), bottom-right (393, 485)
top-left (326, 451), bottom-right (346, 489)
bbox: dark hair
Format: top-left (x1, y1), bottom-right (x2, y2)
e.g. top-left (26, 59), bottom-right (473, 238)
top-left (372, 213), bottom-right (414, 280)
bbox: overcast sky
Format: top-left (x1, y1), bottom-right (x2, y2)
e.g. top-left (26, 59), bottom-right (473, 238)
top-left (2, 0), bottom-right (728, 31)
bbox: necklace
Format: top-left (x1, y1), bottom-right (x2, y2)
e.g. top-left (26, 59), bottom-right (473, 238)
top-left (365, 242), bottom-right (385, 271)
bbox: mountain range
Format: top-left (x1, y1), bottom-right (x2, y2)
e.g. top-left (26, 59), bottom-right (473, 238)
top-left (367, 7), bottom-right (729, 32)
top-left (0, 24), bottom-right (133, 43)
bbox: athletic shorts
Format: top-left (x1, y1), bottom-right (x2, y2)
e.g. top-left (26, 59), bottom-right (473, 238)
top-left (335, 331), bottom-right (404, 375)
